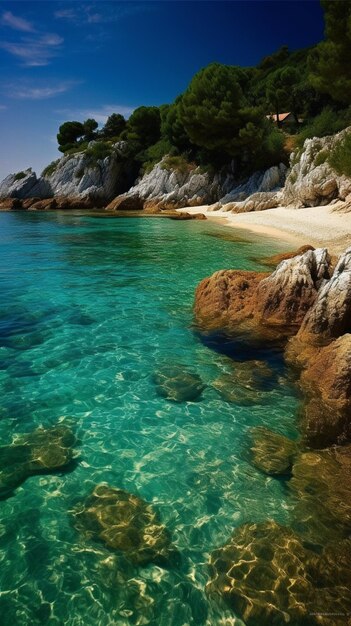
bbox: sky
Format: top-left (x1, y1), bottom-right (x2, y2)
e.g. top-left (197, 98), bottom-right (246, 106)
top-left (0, 0), bottom-right (325, 181)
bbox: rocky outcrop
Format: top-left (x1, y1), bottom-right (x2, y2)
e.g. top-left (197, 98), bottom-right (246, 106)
top-left (283, 127), bottom-right (351, 208)
top-left (218, 163), bottom-right (287, 205)
top-left (194, 269), bottom-right (268, 330)
top-left (255, 248), bottom-right (331, 329)
top-left (44, 142), bottom-right (131, 202)
top-left (294, 246), bottom-right (351, 345)
top-left (194, 248), bottom-right (331, 333)
top-left (107, 159), bottom-right (220, 211)
top-left (260, 244), bottom-right (315, 267)
top-left (107, 159), bottom-right (288, 213)
top-left (0, 169), bottom-right (52, 200)
top-left (0, 142), bottom-right (133, 204)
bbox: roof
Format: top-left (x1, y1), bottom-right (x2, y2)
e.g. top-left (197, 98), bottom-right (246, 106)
top-left (266, 112), bottom-right (293, 122)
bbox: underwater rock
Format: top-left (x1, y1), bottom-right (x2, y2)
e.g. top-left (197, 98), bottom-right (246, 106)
top-left (153, 365), bottom-right (205, 402)
top-left (0, 425), bottom-right (76, 498)
top-left (213, 361), bottom-right (274, 405)
top-left (73, 484), bottom-right (176, 566)
top-left (249, 426), bottom-right (298, 475)
top-left (207, 520), bottom-right (351, 626)
top-left (290, 445), bottom-right (351, 538)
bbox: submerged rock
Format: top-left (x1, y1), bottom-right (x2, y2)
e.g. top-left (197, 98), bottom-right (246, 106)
top-left (290, 445), bottom-right (351, 541)
top-left (73, 484), bottom-right (176, 566)
top-left (249, 426), bottom-right (298, 475)
top-left (213, 360), bottom-right (275, 405)
top-left (153, 365), bottom-right (205, 402)
top-left (207, 520), bottom-right (351, 626)
top-left (0, 425), bottom-right (76, 498)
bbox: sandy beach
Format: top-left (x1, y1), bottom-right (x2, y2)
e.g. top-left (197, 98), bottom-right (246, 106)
top-left (178, 204), bottom-right (351, 255)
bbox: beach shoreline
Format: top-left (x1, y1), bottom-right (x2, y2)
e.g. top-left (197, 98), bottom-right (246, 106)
top-left (177, 204), bottom-right (351, 255)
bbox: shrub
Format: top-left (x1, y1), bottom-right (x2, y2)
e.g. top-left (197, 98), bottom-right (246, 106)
top-left (85, 141), bottom-right (112, 162)
top-left (314, 150), bottom-right (328, 166)
top-left (42, 159), bottom-right (60, 177)
top-left (14, 171), bottom-right (27, 181)
top-left (160, 155), bottom-right (196, 175)
top-left (295, 107), bottom-right (351, 149)
top-left (328, 131), bottom-right (351, 176)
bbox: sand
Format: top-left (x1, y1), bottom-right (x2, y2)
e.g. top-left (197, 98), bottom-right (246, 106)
top-left (177, 204), bottom-right (351, 255)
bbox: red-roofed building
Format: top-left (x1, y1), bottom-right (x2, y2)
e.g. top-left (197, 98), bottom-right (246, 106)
top-left (266, 112), bottom-right (300, 127)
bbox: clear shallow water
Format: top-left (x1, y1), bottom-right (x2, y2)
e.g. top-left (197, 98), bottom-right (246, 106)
top-left (0, 212), bottom-right (300, 626)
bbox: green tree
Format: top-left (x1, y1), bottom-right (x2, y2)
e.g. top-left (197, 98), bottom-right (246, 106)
top-left (179, 63), bottom-right (243, 155)
top-left (57, 121), bottom-right (84, 152)
top-left (102, 113), bottom-right (126, 138)
top-left (83, 118), bottom-right (98, 141)
top-left (178, 63), bottom-right (266, 161)
top-left (309, 0), bottom-right (351, 103)
top-left (126, 106), bottom-right (161, 148)
top-left (265, 67), bottom-right (299, 125)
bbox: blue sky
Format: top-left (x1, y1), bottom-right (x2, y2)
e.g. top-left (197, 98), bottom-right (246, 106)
top-left (0, 1), bottom-right (324, 181)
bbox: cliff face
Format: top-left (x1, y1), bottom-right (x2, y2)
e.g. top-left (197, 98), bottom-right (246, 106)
top-left (283, 127), bottom-right (351, 208)
top-left (1, 127), bottom-right (351, 211)
top-left (0, 141), bottom-right (133, 204)
top-left (106, 159), bottom-right (288, 211)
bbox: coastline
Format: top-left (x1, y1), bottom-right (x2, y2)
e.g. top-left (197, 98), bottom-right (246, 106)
top-left (177, 204), bottom-right (351, 255)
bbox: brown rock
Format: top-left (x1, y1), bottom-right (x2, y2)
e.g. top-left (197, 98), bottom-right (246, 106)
top-left (22, 198), bottom-right (42, 209)
top-left (105, 193), bottom-right (144, 211)
top-left (194, 269), bottom-right (268, 330)
top-left (298, 335), bottom-right (351, 447)
top-left (194, 248), bottom-right (331, 334)
top-left (54, 196), bottom-right (95, 210)
top-left (0, 197), bottom-right (23, 210)
top-left (260, 244), bottom-right (315, 267)
top-left (29, 198), bottom-right (57, 210)
top-left (255, 248), bottom-right (331, 329)
top-left (249, 426), bottom-right (298, 475)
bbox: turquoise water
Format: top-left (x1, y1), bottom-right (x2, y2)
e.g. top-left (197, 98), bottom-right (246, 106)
top-left (0, 212), bottom-right (300, 626)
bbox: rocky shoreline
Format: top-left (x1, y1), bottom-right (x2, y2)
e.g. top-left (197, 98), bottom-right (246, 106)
top-left (2, 127), bottom-right (351, 217)
top-left (194, 244), bottom-right (351, 624)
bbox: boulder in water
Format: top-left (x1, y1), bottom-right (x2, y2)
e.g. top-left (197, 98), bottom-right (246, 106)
top-left (0, 424), bottom-right (76, 498)
top-left (153, 365), bottom-right (205, 402)
top-left (73, 484), bottom-right (176, 567)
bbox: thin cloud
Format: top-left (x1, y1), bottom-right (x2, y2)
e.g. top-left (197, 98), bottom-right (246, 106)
top-left (6, 81), bottom-right (78, 100)
top-left (1, 10), bottom-right (35, 33)
top-left (0, 33), bottom-right (64, 67)
top-left (54, 9), bottom-right (76, 20)
top-left (0, 105), bottom-right (7, 111)
top-left (54, 2), bottom-right (153, 26)
top-left (57, 104), bottom-right (136, 124)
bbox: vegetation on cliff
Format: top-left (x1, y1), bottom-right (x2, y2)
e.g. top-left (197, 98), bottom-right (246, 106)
top-left (55, 1), bottom-right (351, 180)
